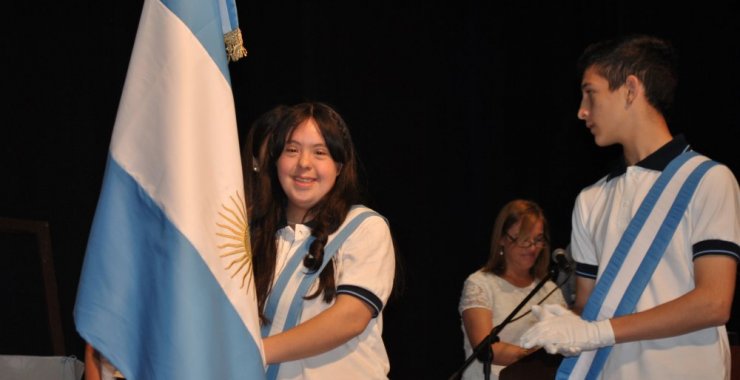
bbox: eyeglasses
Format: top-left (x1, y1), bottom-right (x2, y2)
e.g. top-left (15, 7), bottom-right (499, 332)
top-left (505, 233), bottom-right (548, 249)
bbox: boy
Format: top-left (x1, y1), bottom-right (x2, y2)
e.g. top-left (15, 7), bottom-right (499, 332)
top-left (521, 35), bottom-right (740, 379)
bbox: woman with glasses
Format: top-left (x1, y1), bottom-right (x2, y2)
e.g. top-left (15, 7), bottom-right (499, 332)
top-left (458, 199), bottom-right (566, 380)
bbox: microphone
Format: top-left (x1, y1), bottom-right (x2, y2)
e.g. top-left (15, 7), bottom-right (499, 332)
top-left (551, 248), bottom-right (573, 274)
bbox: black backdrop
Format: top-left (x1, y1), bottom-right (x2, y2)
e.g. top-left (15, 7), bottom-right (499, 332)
top-left (2, 1), bottom-right (739, 378)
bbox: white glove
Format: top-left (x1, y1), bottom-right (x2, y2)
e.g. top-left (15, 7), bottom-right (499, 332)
top-left (526, 304), bottom-right (580, 355)
top-left (520, 305), bottom-right (614, 356)
top-left (530, 304), bottom-right (572, 321)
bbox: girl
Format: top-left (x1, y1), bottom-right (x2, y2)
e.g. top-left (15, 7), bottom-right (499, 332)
top-left (249, 102), bottom-right (395, 379)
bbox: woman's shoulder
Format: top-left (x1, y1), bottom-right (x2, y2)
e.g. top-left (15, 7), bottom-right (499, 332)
top-left (466, 269), bottom-right (503, 286)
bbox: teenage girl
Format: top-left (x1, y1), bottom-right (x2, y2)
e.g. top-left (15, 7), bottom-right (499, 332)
top-left (249, 102), bottom-right (396, 379)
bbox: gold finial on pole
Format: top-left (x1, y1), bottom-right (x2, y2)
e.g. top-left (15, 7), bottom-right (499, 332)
top-left (225, 28), bottom-right (247, 62)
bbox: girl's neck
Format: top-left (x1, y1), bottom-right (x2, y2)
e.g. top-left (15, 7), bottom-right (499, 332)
top-left (285, 207), bottom-right (307, 225)
top-left (285, 210), bottom-right (311, 228)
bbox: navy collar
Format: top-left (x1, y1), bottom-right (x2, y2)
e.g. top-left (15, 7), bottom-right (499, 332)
top-left (606, 134), bottom-right (691, 181)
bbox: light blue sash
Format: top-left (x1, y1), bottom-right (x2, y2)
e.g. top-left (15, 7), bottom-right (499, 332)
top-left (262, 207), bottom-right (380, 380)
top-left (557, 151), bottom-right (717, 379)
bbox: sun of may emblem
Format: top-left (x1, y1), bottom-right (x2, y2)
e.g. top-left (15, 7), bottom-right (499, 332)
top-left (216, 191), bottom-right (254, 290)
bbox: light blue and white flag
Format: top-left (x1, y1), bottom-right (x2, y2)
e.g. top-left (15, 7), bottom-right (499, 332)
top-left (74, 0), bottom-right (264, 378)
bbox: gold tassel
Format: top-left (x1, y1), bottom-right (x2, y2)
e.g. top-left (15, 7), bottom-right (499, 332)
top-left (224, 28), bottom-right (248, 62)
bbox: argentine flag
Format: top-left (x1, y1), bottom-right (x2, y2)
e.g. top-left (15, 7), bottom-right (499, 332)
top-left (74, 0), bottom-right (265, 378)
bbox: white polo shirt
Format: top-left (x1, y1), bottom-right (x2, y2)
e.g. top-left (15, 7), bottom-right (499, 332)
top-left (571, 136), bottom-right (740, 379)
top-left (270, 206), bottom-right (395, 380)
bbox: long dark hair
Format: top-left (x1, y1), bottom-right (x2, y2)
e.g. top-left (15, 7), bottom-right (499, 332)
top-left (242, 104), bottom-right (288, 216)
top-left (250, 102), bottom-right (361, 323)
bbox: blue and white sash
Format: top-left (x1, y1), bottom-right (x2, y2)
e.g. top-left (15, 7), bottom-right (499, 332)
top-left (261, 206), bottom-right (381, 380)
top-left (558, 151), bottom-right (717, 379)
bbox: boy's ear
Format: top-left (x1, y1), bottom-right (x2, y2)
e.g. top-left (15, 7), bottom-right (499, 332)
top-left (625, 75), bottom-right (641, 105)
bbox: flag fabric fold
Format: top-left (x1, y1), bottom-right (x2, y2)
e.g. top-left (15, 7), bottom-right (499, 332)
top-left (74, 0), bottom-right (264, 378)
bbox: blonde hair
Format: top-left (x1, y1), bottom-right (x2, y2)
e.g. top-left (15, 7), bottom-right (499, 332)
top-left (482, 199), bottom-right (551, 279)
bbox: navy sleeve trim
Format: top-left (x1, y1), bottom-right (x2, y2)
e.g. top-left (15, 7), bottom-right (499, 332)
top-left (336, 284), bottom-right (383, 318)
top-left (693, 240), bottom-right (740, 261)
top-left (575, 262), bottom-right (598, 279)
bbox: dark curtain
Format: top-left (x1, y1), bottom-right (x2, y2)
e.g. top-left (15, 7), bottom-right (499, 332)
top-left (2, 1), bottom-right (738, 378)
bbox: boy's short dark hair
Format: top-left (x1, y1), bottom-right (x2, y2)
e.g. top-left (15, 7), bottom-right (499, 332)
top-left (578, 35), bottom-right (678, 116)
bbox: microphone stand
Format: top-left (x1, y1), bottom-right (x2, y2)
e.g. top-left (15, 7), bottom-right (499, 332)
top-left (448, 266), bottom-right (559, 380)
